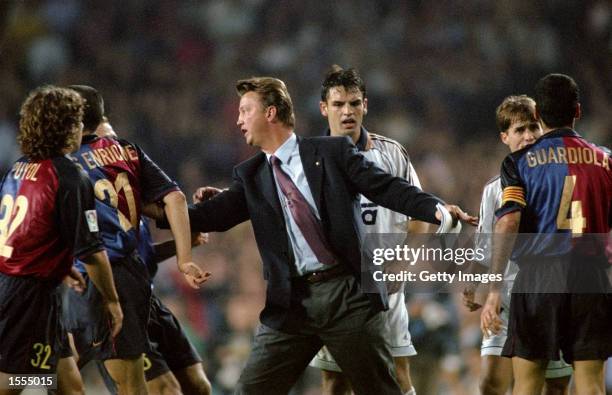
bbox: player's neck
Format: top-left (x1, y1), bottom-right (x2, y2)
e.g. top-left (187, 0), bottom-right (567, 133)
top-left (541, 122), bottom-right (574, 135)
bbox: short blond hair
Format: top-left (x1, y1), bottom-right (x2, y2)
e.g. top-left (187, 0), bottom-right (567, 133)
top-left (495, 95), bottom-right (537, 133)
top-left (236, 77), bottom-right (295, 127)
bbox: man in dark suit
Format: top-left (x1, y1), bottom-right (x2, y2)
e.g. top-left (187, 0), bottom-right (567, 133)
top-left (186, 77), bottom-right (476, 395)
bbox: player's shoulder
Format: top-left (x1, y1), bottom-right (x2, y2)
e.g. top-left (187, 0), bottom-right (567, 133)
top-left (369, 132), bottom-right (409, 159)
top-left (482, 175), bottom-right (502, 197)
top-left (115, 137), bottom-right (138, 149)
top-left (52, 156), bottom-right (91, 187)
top-left (484, 174), bottom-right (501, 189)
top-left (52, 155), bottom-right (82, 175)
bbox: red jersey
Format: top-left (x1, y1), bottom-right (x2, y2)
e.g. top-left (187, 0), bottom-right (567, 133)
top-left (0, 156), bottom-right (104, 281)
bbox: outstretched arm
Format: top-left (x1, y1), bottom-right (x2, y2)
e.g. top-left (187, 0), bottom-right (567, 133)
top-left (339, 137), bottom-right (477, 226)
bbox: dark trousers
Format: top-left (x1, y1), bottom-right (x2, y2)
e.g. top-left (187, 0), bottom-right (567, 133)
top-left (235, 274), bottom-right (402, 395)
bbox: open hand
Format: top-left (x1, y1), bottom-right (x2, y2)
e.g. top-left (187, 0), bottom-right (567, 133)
top-left (480, 292), bottom-right (503, 338)
top-left (437, 204), bottom-right (479, 227)
top-left (179, 261), bottom-right (212, 289)
top-left (105, 300), bottom-right (124, 338)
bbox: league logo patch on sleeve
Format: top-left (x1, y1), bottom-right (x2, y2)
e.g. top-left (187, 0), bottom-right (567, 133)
top-left (85, 210), bottom-right (99, 232)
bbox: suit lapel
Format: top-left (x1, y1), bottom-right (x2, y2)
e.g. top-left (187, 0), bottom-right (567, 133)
top-left (298, 137), bottom-right (324, 213)
top-left (257, 157), bottom-right (285, 219)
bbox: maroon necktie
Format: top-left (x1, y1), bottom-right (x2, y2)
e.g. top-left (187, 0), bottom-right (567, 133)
top-left (270, 156), bottom-right (335, 265)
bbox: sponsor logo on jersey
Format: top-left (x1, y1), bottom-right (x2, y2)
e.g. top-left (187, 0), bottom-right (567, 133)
top-left (85, 210), bottom-right (99, 232)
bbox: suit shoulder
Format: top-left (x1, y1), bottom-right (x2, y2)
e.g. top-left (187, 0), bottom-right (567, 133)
top-left (302, 135), bottom-right (350, 145)
top-left (234, 152), bottom-right (266, 175)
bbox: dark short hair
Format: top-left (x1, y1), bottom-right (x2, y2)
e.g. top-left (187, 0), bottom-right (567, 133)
top-left (68, 85), bottom-right (104, 131)
top-left (236, 77), bottom-right (295, 128)
top-left (495, 95), bottom-right (537, 133)
top-left (320, 65), bottom-right (366, 101)
top-left (534, 74), bottom-right (579, 128)
top-left (18, 85), bottom-right (84, 160)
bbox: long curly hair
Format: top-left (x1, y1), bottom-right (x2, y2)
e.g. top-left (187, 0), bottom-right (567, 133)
top-left (18, 85), bottom-right (84, 160)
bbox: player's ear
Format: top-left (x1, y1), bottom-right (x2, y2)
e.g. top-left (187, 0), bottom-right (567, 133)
top-left (534, 104), bottom-right (542, 122)
top-left (363, 97), bottom-right (368, 115)
top-left (500, 131), bottom-right (509, 145)
top-left (574, 102), bottom-right (581, 120)
top-left (319, 101), bottom-right (328, 117)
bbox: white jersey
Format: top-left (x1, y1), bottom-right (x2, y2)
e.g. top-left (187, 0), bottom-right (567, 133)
top-left (476, 176), bottom-right (518, 302)
top-left (310, 131), bottom-right (420, 370)
top-left (359, 133), bottom-right (421, 235)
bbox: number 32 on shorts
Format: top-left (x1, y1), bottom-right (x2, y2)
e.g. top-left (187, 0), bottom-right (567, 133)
top-left (30, 343), bottom-right (52, 370)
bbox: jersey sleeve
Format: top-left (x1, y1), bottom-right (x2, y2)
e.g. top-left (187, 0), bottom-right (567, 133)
top-left (126, 141), bottom-right (180, 203)
top-left (495, 154), bottom-right (526, 219)
top-left (54, 157), bottom-right (105, 260)
top-left (406, 162), bottom-right (422, 189)
top-left (401, 148), bottom-right (422, 223)
top-left (475, 180), bottom-right (500, 267)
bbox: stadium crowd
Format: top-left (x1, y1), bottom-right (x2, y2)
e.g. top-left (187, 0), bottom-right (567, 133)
top-left (1, 1), bottom-right (610, 393)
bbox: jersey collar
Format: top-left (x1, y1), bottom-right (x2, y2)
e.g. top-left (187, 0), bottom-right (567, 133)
top-left (81, 134), bottom-right (100, 144)
top-left (541, 128), bottom-right (581, 140)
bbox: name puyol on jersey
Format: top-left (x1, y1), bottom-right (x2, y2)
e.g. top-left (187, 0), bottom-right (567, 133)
top-left (85, 210), bottom-right (99, 232)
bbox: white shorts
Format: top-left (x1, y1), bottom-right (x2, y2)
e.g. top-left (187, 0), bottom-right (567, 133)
top-left (481, 300), bottom-right (572, 379)
top-left (309, 292), bottom-right (417, 372)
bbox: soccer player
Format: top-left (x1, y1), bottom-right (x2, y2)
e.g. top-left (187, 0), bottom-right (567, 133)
top-left (309, 66), bottom-right (424, 395)
top-left (58, 118), bottom-right (211, 394)
top-left (0, 86), bottom-right (122, 394)
top-left (133, 221), bottom-right (212, 395)
top-left (481, 74), bottom-right (612, 394)
top-left (464, 95), bottom-right (571, 394)
top-left (64, 85), bottom-right (208, 395)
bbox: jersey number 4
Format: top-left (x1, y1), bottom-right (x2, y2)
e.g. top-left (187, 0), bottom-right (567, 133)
top-left (0, 194), bottom-right (28, 258)
top-left (94, 172), bottom-right (138, 231)
top-left (556, 175), bottom-right (586, 234)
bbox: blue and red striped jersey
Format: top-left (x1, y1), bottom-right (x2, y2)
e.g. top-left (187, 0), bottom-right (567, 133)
top-left (496, 129), bottom-right (611, 259)
top-left (68, 135), bottom-right (178, 263)
top-left (0, 156), bottom-right (103, 281)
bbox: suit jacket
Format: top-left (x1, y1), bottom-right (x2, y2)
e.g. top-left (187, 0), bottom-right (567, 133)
top-left (189, 135), bottom-right (442, 331)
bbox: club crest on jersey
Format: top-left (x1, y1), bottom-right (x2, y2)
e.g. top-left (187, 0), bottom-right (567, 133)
top-left (85, 210), bottom-right (99, 232)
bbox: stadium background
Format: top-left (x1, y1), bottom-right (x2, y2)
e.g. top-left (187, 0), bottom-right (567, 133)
top-left (1, 1), bottom-right (610, 394)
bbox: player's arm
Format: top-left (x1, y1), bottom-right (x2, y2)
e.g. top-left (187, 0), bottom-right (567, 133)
top-left (404, 162), bottom-right (432, 233)
top-left (163, 190), bottom-right (210, 288)
top-left (134, 142), bottom-right (210, 288)
top-left (463, 181), bottom-right (497, 311)
top-left (481, 156), bottom-right (525, 336)
top-left (143, 186), bottom-right (222, 263)
top-left (55, 158), bottom-right (123, 337)
top-left (146, 233), bottom-right (208, 264)
top-left (81, 251), bottom-right (123, 337)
